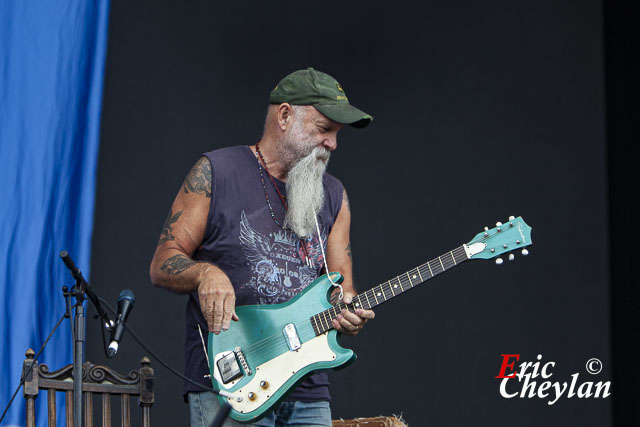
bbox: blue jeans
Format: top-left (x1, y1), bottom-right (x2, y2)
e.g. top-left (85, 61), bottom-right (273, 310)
top-left (188, 391), bottom-right (331, 427)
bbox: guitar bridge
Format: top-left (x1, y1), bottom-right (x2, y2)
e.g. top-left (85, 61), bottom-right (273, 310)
top-left (234, 346), bottom-right (252, 376)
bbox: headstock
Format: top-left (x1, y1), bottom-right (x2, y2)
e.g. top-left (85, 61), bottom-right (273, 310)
top-left (464, 216), bottom-right (532, 264)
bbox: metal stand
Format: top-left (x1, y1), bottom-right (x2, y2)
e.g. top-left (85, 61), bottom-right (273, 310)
top-left (60, 251), bottom-right (113, 427)
top-left (72, 287), bottom-right (85, 427)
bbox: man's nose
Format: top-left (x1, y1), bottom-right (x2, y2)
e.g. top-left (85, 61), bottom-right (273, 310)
top-left (321, 136), bottom-right (338, 151)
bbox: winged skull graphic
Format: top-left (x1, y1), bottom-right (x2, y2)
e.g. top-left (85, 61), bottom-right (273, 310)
top-left (238, 210), bottom-right (328, 303)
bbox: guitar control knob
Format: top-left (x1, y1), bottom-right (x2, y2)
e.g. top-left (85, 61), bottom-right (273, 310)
top-left (260, 381), bottom-right (269, 389)
top-left (521, 249), bottom-right (529, 256)
top-left (495, 258), bottom-right (504, 265)
top-left (248, 392), bottom-right (257, 401)
top-left (508, 216), bottom-right (515, 221)
top-left (508, 254), bottom-right (515, 261)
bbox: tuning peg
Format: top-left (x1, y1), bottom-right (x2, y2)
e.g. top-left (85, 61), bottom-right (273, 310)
top-left (496, 222), bottom-right (503, 227)
top-left (495, 257), bottom-right (504, 265)
top-left (521, 249), bottom-right (529, 256)
top-left (508, 254), bottom-right (515, 261)
top-left (484, 226), bottom-right (489, 231)
top-left (508, 216), bottom-right (515, 221)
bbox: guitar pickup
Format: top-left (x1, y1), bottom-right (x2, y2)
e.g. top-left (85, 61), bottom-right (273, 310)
top-left (216, 351), bottom-right (242, 384)
top-left (283, 323), bottom-right (301, 351)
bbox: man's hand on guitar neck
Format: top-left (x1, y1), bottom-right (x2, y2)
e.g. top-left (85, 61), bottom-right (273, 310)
top-left (331, 289), bottom-right (375, 336)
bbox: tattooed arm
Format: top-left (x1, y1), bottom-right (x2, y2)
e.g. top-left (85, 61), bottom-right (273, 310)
top-left (150, 156), bottom-right (237, 334)
top-left (326, 188), bottom-right (375, 336)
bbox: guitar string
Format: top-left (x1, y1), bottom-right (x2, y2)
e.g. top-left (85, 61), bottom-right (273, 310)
top-left (240, 242), bottom-right (495, 357)
top-left (231, 231), bottom-right (520, 360)
top-left (241, 245), bottom-right (470, 354)
top-left (238, 246), bottom-right (469, 357)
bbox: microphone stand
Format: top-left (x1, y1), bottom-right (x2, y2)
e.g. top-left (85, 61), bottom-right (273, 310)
top-left (71, 282), bottom-right (85, 427)
top-left (60, 251), bottom-right (112, 427)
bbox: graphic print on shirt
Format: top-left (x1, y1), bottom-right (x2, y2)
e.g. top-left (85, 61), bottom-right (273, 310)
top-left (238, 210), bottom-right (327, 304)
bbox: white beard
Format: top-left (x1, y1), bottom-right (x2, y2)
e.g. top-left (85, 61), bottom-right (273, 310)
top-left (284, 146), bottom-right (330, 238)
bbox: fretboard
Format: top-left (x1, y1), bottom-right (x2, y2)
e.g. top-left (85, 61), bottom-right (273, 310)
top-left (310, 245), bottom-right (468, 335)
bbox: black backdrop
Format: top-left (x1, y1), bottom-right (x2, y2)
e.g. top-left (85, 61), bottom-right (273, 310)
top-left (87, 1), bottom-right (621, 425)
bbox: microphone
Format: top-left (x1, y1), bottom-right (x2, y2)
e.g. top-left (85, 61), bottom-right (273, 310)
top-left (107, 289), bottom-right (135, 358)
top-left (59, 250), bottom-right (110, 324)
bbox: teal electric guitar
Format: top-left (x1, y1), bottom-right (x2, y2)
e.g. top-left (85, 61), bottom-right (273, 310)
top-left (208, 216), bottom-right (532, 422)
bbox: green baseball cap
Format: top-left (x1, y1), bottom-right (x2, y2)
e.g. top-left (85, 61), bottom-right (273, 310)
top-left (269, 68), bottom-right (373, 128)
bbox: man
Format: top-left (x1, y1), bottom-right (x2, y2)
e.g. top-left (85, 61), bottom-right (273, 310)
top-left (150, 68), bottom-right (375, 426)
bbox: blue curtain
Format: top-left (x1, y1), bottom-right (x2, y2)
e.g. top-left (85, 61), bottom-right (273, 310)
top-left (0, 1), bottom-right (110, 425)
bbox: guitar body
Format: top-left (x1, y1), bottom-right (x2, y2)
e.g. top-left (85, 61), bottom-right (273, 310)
top-left (208, 272), bottom-right (355, 423)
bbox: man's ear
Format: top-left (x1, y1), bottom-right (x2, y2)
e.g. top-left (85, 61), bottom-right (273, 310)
top-left (277, 103), bottom-right (293, 131)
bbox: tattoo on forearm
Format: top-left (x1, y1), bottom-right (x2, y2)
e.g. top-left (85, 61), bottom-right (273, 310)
top-left (345, 242), bottom-right (352, 263)
top-left (158, 209), bottom-right (183, 245)
top-left (160, 254), bottom-right (197, 275)
top-left (342, 188), bottom-right (351, 211)
top-left (330, 288), bottom-right (341, 305)
top-left (183, 157), bottom-right (212, 198)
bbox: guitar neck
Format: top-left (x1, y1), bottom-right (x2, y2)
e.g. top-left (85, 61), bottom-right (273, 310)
top-left (310, 245), bottom-right (469, 335)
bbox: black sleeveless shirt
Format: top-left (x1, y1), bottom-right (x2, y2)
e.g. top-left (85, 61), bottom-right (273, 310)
top-left (183, 146), bottom-right (344, 401)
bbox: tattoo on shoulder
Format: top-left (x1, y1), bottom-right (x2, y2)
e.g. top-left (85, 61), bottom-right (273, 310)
top-left (160, 254), bottom-right (197, 275)
top-left (342, 188), bottom-right (351, 211)
top-left (183, 157), bottom-right (212, 198)
top-left (158, 209), bottom-right (183, 245)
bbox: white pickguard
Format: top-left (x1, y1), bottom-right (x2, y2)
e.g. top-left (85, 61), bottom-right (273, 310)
top-left (216, 333), bottom-right (336, 415)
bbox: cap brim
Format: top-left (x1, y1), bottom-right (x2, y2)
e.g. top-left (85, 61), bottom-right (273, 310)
top-left (314, 104), bottom-right (373, 128)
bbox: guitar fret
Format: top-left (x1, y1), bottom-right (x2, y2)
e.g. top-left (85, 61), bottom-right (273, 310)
top-left (406, 272), bottom-right (413, 287)
top-left (411, 270), bottom-right (419, 283)
top-left (314, 314), bottom-right (321, 333)
top-left (394, 277), bottom-right (403, 292)
top-left (389, 280), bottom-right (396, 296)
top-left (450, 251), bottom-right (457, 265)
top-left (355, 295), bottom-right (363, 310)
top-left (372, 288), bottom-right (379, 304)
top-left (416, 267), bottom-right (424, 282)
top-left (312, 315), bottom-right (320, 335)
top-left (363, 291), bottom-right (372, 309)
top-left (427, 261), bottom-right (434, 276)
top-left (438, 256), bottom-right (445, 271)
top-left (321, 311), bottom-right (331, 331)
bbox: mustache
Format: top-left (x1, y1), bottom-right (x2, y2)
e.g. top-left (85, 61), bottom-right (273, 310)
top-left (315, 146), bottom-right (330, 162)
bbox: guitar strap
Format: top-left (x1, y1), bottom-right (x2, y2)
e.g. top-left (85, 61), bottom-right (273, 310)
top-left (314, 215), bottom-right (343, 301)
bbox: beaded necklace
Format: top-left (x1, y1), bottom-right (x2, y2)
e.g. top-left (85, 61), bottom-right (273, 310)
top-left (254, 142), bottom-right (313, 267)
top-left (255, 142), bottom-right (288, 227)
